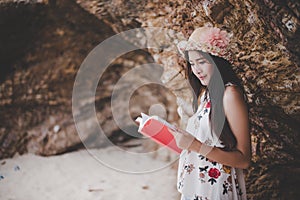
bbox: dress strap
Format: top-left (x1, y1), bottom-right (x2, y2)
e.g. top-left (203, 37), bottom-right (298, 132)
top-left (196, 89), bottom-right (208, 112)
top-left (203, 89), bottom-right (209, 102)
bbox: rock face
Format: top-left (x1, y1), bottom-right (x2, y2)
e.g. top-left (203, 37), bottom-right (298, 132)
top-left (0, 0), bottom-right (114, 157)
top-left (1, 0), bottom-right (299, 199)
top-left (0, 0), bottom-right (179, 158)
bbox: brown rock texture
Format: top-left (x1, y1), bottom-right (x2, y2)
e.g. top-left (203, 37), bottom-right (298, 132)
top-left (0, 0), bottom-right (115, 157)
top-left (1, 0), bottom-right (179, 158)
top-left (1, 0), bottom-right (299, 199)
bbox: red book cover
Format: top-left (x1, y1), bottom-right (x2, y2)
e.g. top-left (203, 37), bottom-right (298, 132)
top-left (135, 113), bottom-right (182, 154)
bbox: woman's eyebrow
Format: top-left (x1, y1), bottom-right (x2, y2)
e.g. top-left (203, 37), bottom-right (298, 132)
top-left (189, 58), bottom-right (205, 63)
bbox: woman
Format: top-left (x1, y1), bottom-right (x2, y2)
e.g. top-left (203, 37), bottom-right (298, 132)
top-left (168, 26), bottom-right (251, 200)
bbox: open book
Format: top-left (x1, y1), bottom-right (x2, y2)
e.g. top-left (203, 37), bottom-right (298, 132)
top-left (135, 113), bottom-right (182, 154)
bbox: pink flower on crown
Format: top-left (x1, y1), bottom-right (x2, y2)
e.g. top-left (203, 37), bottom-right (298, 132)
top-left (199, 27), bottom-right (229, 49)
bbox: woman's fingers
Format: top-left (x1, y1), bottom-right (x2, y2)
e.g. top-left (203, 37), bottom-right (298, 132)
top-left (167, 127), bottom-right (195, 150)
top-left (178, 133), bottom-right (195, 150)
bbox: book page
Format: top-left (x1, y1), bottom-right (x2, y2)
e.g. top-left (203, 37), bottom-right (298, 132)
top-left (152, 115), bottom-right (177, 131)
top-left (136, 112), bottom-right (183, 133)
top-left (135, 113), bottom-right (150, 131)
top-left (135, 112), bottom-right (178, 137)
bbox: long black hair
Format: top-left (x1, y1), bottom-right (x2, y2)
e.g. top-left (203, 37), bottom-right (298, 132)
top-left (184, 51), bottom-right (245, 151)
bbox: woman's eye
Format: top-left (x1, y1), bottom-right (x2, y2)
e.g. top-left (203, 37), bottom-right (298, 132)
top-left (190, 60), bottom-right (206, 66)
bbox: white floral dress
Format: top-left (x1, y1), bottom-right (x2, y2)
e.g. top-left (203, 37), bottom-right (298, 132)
top-left (177, 86), bottom-right (247, 200)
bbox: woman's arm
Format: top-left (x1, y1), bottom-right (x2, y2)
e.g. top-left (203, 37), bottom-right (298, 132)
top-left (188, 85), bottom-right (251, 169)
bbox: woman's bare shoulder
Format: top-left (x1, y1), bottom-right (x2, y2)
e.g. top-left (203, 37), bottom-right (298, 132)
top-left (223, 84), bottom-right (244, 105)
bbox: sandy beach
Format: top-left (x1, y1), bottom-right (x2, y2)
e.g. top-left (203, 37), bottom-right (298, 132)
top-left (0, 145), bottom-right (180, 200)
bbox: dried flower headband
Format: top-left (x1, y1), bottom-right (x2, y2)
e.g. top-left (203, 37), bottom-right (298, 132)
top-left (177, 27), bottom-right (233, 62)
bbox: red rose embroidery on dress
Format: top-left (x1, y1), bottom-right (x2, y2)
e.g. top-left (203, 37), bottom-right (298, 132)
top-left (205, 101), bottom-right (211, 108)
top-left (208, 168), bottom-right (221, 179)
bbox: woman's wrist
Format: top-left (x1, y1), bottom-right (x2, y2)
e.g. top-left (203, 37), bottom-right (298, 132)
top-left (188, 139), bottom-right (214, 156)
top-left (199, 143), bottom-right (214, 156)
top-left (188, 138), bottom-right (201, 152)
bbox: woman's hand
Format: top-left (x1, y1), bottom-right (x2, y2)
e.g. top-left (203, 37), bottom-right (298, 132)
top-left (167, 125), bottom-right (195, 150)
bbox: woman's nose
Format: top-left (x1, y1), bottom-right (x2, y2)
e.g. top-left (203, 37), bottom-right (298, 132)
top-left (194, 66), bottom-right (203, 73)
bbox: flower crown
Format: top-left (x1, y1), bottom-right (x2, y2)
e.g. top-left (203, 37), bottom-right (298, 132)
top-left (177, 27), bottom-right (232, 62)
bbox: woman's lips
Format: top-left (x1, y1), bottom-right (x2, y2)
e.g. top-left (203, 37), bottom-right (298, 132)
top-left (199, 75), bottom-right (206, 80)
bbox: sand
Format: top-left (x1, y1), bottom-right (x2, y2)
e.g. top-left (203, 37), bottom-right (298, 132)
top-left (0, 145), bottom-right (181, 200)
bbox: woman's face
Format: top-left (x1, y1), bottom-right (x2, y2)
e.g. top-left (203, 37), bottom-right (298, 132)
top-left (188, 51), bottom-right (214, 86)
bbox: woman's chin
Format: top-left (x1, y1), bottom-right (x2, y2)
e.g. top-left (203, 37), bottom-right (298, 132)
top-left (200, 79), bottom-right (208, 86)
